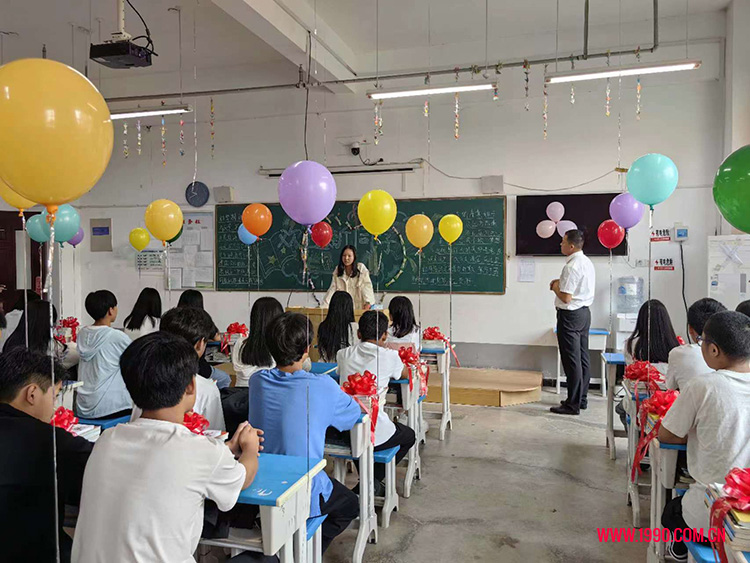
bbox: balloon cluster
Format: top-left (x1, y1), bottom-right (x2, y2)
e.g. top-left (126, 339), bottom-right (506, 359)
top-left (130, 199), bottom-right (184, 251)
top-left (26, 204), bottom-right (84, 246)
top-left (536, 202), bottom-right (577, 239)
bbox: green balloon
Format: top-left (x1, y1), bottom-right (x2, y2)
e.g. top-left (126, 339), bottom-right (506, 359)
top-left (714, 145), bottom-right (750, 233)
top-left (167, 226), bottom-right (183, 245)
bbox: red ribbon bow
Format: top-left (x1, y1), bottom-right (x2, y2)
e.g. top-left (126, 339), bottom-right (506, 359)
top-left (677, 336), bottom-right (686, 346)
top-left (183, 411), bottom-right (210, 435)
top-left (399, 346), bottom-right (430, 396)
top-left (342, 371), bottom-right (379, 444)
top-left (631, 389), bottom-right (679, 482)
top-left (624, 360), bottom-right (664, 414)
top-left (51, 406), bottom-right (79, 433)
top-left (57, 317), bottom-right (80, 343)
top-left (711, 467), bottom-right (750, 563)
top-left (221, 322), bottom-right (248, 354)
top-left (422, 326), bottom-right (461, 367)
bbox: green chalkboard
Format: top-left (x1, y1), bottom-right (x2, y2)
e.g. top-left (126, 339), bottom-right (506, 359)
top-left (215, 197), bottom-right (505, 294)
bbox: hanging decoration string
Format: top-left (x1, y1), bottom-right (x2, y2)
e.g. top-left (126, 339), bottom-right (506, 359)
top-left (605, 50), bottom-right (611, 117)
top-left (210, 97), bottom-right (215, 159)
top-left (454, 68), bottom-right (460, 140)
top-left (123, 122), bottom-right (129, 158)
top-left (542, 64), bottom-right (548, 140)
top-left (523, 59), bottom-right (530, 111)
top-left (569, 56), bottom-right (575, 105)
top-left (635, 46), bottom-right (642, 120)
top-left (161, 109), bottom-right (167, 166)
top-left (172, 6), bottom-right (185, 156)
top-left (136, 119), bottom-right (142, 156)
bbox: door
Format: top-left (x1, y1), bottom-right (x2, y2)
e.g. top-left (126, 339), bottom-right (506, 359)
top-left (0, 211), bottom-right (42, 313)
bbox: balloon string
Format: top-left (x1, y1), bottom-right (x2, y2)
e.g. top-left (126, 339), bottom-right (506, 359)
top-left (647, 207), bottom-right (653, 368)
top-left (21, 214), bottom-right (29, 348)
top-left (609, 248), bottom-right (613, 350)
top-left (449, 243), bottom-right (453, 360)
top-left (165, 245), bottom-right (171, 306)
top-left (256, 241), bottom-right (260, 293)
top-left (418, 250), bottom-right (422, 332)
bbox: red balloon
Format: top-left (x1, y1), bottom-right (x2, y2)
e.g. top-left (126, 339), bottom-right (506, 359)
top-left (598, 219), bottom-right (626, 249)
top-left (311, 221), bottom-right (333, 248)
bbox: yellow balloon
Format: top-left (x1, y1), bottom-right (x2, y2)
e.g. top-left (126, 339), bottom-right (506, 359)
top-left (439, 214), bottom-right (463, 244)
top-left (358, 189), bottom-right (397, 238)
top-left (129, 228), bottom-right (150, 252)
top-left (0, 178), bottom-right (37, 211)
top-left (0, 59), bottom-right (113, 210)
top-left (405, 214), bottom-right (434, 249)
top-left (144, 199), bottom-right (184, 242)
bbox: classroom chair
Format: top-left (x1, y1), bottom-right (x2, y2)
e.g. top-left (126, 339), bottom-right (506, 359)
top-left (76, 414), bottom-right (131, 430)
top-left (386, 370), bottom-right (422, 498)
top-left (372, 446), bottom-right (400, 528)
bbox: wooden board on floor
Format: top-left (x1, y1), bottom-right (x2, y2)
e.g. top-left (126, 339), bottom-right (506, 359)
top-left (426, 367), bottom-right (542, 407)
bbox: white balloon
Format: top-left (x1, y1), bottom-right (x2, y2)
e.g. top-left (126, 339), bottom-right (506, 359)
top-left (557, 220), bottom-right (577, 237)
top-left (536, 220), bottom-right (557, 239)
top-left (546, 201), bottom-right (565, 222)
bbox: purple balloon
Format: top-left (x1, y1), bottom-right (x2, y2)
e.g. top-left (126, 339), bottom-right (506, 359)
top-left (278, 161), bottom-right (337, 226)
top-left (557, 220), bottom-right (577, 237)
top-left (609, 193), bottom-right (645, 230)
top-left (68, 227), bottom-right (85, 247)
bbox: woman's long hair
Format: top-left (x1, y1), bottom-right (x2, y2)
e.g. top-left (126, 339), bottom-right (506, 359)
top-left (240, 297), bottom-right (284, 367)
top-left (335, 245), bottom-right (359, 278)
top-left (177, 289), bottom-right (204, 310)
top-left (626, 299), bottom-right (680, 364)
top-left (4, 300), bottom-right (60, 355)
top-left (124, 288), bottom-right (162, 331)
top-left (318, 291), bottom-right (355, 362)
top-left (389, 296), bottom-right (418, 338)
top-left (11, 290), bottom-right (41, 311)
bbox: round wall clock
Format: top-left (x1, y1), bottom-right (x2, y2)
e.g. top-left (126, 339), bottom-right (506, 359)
top-left (185, 181), bottom-right (210, 207)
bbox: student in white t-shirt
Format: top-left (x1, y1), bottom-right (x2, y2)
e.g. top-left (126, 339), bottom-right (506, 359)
top-left (72, 332), bottom-right (263, 563)
top-left (667, 298), bottom-right (725, 390)
top-left (659, 311), bottom-right (750, 561)
top-left (123, 287), bottom-right (161, 341)
top-left (129, 306), bottom-right (226, 431)
top-left (337, 311), bottom-right (416, 493)
top-left (386, 296), bottom-right (421, 350)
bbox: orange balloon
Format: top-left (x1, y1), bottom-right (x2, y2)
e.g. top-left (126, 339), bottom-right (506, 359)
top-left (242, 203), bottom-right (273, 237)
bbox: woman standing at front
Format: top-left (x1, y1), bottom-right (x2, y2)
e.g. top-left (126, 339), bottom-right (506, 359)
top-left (322, 245), bottom-right (375, 310)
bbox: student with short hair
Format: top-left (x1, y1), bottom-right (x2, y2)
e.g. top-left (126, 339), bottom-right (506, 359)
top-left (667, 298), bottom-right (726, 390)
top-left (736, 299), bottom-right (750, 318)
top-left (129, 307), bottom-right (226, 431)
top-left (386, 296), bottom-right (420, 349)
top-left (0, 349), bottom-right (93, 562)
top-left (659, 311), bottom-right (750, 561)
top-left (249, 312), bottom-right (361, 553)
top-left (177, 288), bottom-right (204, 309)
top-left (72, 332), bottom-right (263, 563)
top-left (123, 287), bottom-right (162, 341)
top-left (337, 310), bottom-right (416, 495)
top-left (76, 290), bottom-right (133, 419)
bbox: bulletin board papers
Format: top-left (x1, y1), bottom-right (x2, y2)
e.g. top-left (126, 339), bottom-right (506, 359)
top-left (136, 249), bottom-right (165, 272)
top-left (164, 212), bottom-right (214, 290)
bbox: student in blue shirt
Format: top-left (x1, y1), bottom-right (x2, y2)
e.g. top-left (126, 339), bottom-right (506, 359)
top-left (249, 312), bottom-right (361, 553)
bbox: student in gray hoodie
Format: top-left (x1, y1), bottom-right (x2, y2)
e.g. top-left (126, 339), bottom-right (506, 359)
top-left (76, 290), bottom-right (133, 419)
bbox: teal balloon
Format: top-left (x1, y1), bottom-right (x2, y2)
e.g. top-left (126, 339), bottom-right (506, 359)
top-left (41, 204), bottom-right (81, 243)
top-left (26, 214), bottom-right (50, 242)
top-left (627, 153), bottom-right (679, 207)
top-left (713, 145), bottom-right (750, 233)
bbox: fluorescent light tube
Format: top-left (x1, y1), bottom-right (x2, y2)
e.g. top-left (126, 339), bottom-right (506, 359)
top-left (110, 104), bottom-right (193, 120)
top-left (544, 59), bottom-right (701, 84)
top-left (367, 82), bottom-right (496, 100)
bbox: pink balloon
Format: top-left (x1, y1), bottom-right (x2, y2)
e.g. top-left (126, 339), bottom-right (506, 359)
top-left (536, 220), bottom-right (556, 239)
top-left (557, 220), bottom-right (577, 237)
top-left (546, 201), bottom-right (565, 222)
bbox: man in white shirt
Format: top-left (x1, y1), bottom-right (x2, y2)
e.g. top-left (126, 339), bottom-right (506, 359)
top-left (72, 332), bottom-right (262, 563)
top-left (550, 229), bottom-right (596, 415)
top-left (667, 298), bottom-right (725, 390)
top-left (659, 311), bottom-right (750, 562)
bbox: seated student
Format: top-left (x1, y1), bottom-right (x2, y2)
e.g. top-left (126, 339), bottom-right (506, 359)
top-left (337, 311), bottom-right (417, 495)
top-left (232, 297), bottom-right (284, 387)
top-left (129, 307), bottom-right (226, 431)
top-left (72, 332), bottom-right (263, 562)
top-left (318, 291), bottom-right (359, 362)
top-left (667, 298), bottom-right (725, 390)
top-left (123, 287), bottom-right (161, 341)
top-left (659, 310), bottom-right (750, 562)
top-left (4, 300), bottom-right (79, 370)
top-left (249, 313), bottom-right (361, 553)
top-left (0, 349), bottom-right (93, 563)
top-left (386, 296), bottom-right (420, 349)
top-left (736, 299), bottom-right (750, 318)
top-left (0, 289), bottom-right (40, 352)
top-left (76, 290), bottom-right (133, 419)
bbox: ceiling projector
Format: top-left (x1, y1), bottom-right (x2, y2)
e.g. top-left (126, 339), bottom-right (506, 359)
top-left (90, 0), bottom-right (156, 69)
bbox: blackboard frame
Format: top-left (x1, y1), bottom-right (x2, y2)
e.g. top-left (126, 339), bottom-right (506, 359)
top-left (214, 195), bottom-right (506, 295)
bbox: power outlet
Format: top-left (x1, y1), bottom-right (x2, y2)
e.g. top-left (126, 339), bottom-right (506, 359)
top-left (636, 259), bottom-right (649, 268)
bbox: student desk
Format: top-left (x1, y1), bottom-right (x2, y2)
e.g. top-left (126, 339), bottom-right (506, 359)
top-left (420, 344), bottom-right (451, 440)
top-left (553, 328), bottom-right (610, 396)
top-left (601, 352), bottom-right (627, 460)
top-left (201, 453), bottom-right (326, 563)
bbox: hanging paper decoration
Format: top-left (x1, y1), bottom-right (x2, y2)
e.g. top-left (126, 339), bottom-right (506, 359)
top-left (454, 92), bottom-right (460, 140)
top-left (542, 64), bottom-right (548, 140)
top-left (493, 84), bottom-right (498, 101)
top-left (136, 119), bottom-right (142, 156)
top-left (569, 56), bottom-right (575, 105)
top-left (122, 122), bottom-right (129, 158)
top-left (373, 100), bottom-right (383, 145)
top-left (424, 74), bottom-right (430, 117)
top-left (605, 50), bottom-right (612, 117)
top-left (161, 115), bottom-right (166, 166)
top-left (635, 46), bottom-right (642, 120)
top-left (523, 59), bottom-right (530, 111)
top-left (210, 96), bottom-right (215, 159)
top-left (179, 118), bottom-right (185, 156)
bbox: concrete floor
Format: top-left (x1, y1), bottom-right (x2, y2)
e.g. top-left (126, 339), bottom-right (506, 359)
top-left (325, 390), bottom-right (648, 563)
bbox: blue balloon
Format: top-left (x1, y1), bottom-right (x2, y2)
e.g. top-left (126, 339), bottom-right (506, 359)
top-left (26, 214), bottom-right (50, 243)
top-left (627, 153), bottom-right (679, 208)
top-left (238, 224), bottom-right (258, 245)
top-left (41, 204), bottom-right (81, 243)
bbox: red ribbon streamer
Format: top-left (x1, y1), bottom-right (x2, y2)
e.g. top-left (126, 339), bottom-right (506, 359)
top-left (630, 389), bottom-right (679, 482)
top-left (399, 346), bottom-right (430, 396)
top-left (342, 371), bottom-right (379, 444)
top-left (422, 326), bottom-right (461, 367)
top-left (624, 361), bottom-right (664, 415)
top-left (221, 322), bottom-right (248, 354)
top-left (51, 406), bottom-right (78, 433)
top-left (711, 468), bottom-right (750, 563)
top-left (183, 411), bottom-right (210, 435)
